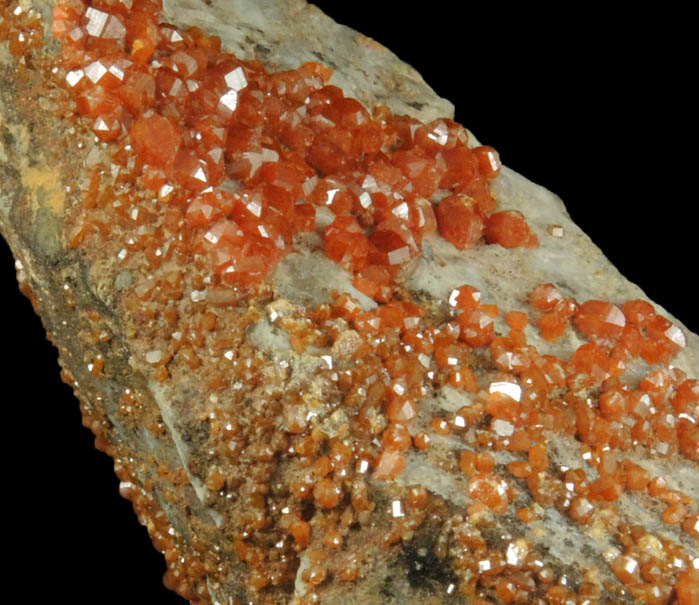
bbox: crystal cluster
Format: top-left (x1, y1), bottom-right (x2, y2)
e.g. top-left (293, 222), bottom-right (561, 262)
top-left (1, 1), bottom-right (697, 604)
top-left (50, 0), bottom-right (540, 296)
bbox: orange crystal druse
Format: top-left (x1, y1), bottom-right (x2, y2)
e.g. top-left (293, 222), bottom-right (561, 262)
top-left (29, 0), bottom-right (699, 598)
top-left (46, 0), bottom-right (546, 297)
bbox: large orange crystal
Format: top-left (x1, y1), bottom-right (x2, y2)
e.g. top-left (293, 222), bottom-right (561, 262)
top-left (130, 114), bottom-right (182, 170)
top-left (468, 473), bottom-right (509, 513)
top-left (485, 210), bottom-right (538, 248)
top-left (676, 570), bottom-right (699, 605)
top-left (435, 194), bottom-right (484, 249)
top-left (575, 300), bottom-right (626, 341)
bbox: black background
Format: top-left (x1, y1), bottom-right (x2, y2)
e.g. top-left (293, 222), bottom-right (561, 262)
top-left (2, 3), bottom-right (694, 603)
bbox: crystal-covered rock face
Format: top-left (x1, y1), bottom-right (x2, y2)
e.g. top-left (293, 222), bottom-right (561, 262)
top-left (1, 2), bottom-right (697, 604)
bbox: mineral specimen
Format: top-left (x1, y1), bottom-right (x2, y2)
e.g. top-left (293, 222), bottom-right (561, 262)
top-left (1, 1), bottom-right (697, 604)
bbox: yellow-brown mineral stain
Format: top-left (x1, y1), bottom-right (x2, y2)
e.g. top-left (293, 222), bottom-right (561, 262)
top-left (23, 166), bottom-right (65, 216)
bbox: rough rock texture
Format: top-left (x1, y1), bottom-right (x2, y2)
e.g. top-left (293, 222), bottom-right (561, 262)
top-left (1, 2), bottom-right (697, 604)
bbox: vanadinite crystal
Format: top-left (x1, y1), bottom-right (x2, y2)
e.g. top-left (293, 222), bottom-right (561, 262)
top-left (0, 1), bottom-right (697, 604)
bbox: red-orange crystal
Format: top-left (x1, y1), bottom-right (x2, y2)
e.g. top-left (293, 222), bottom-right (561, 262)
top-left (51, 0), bottom-right (544, 299)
